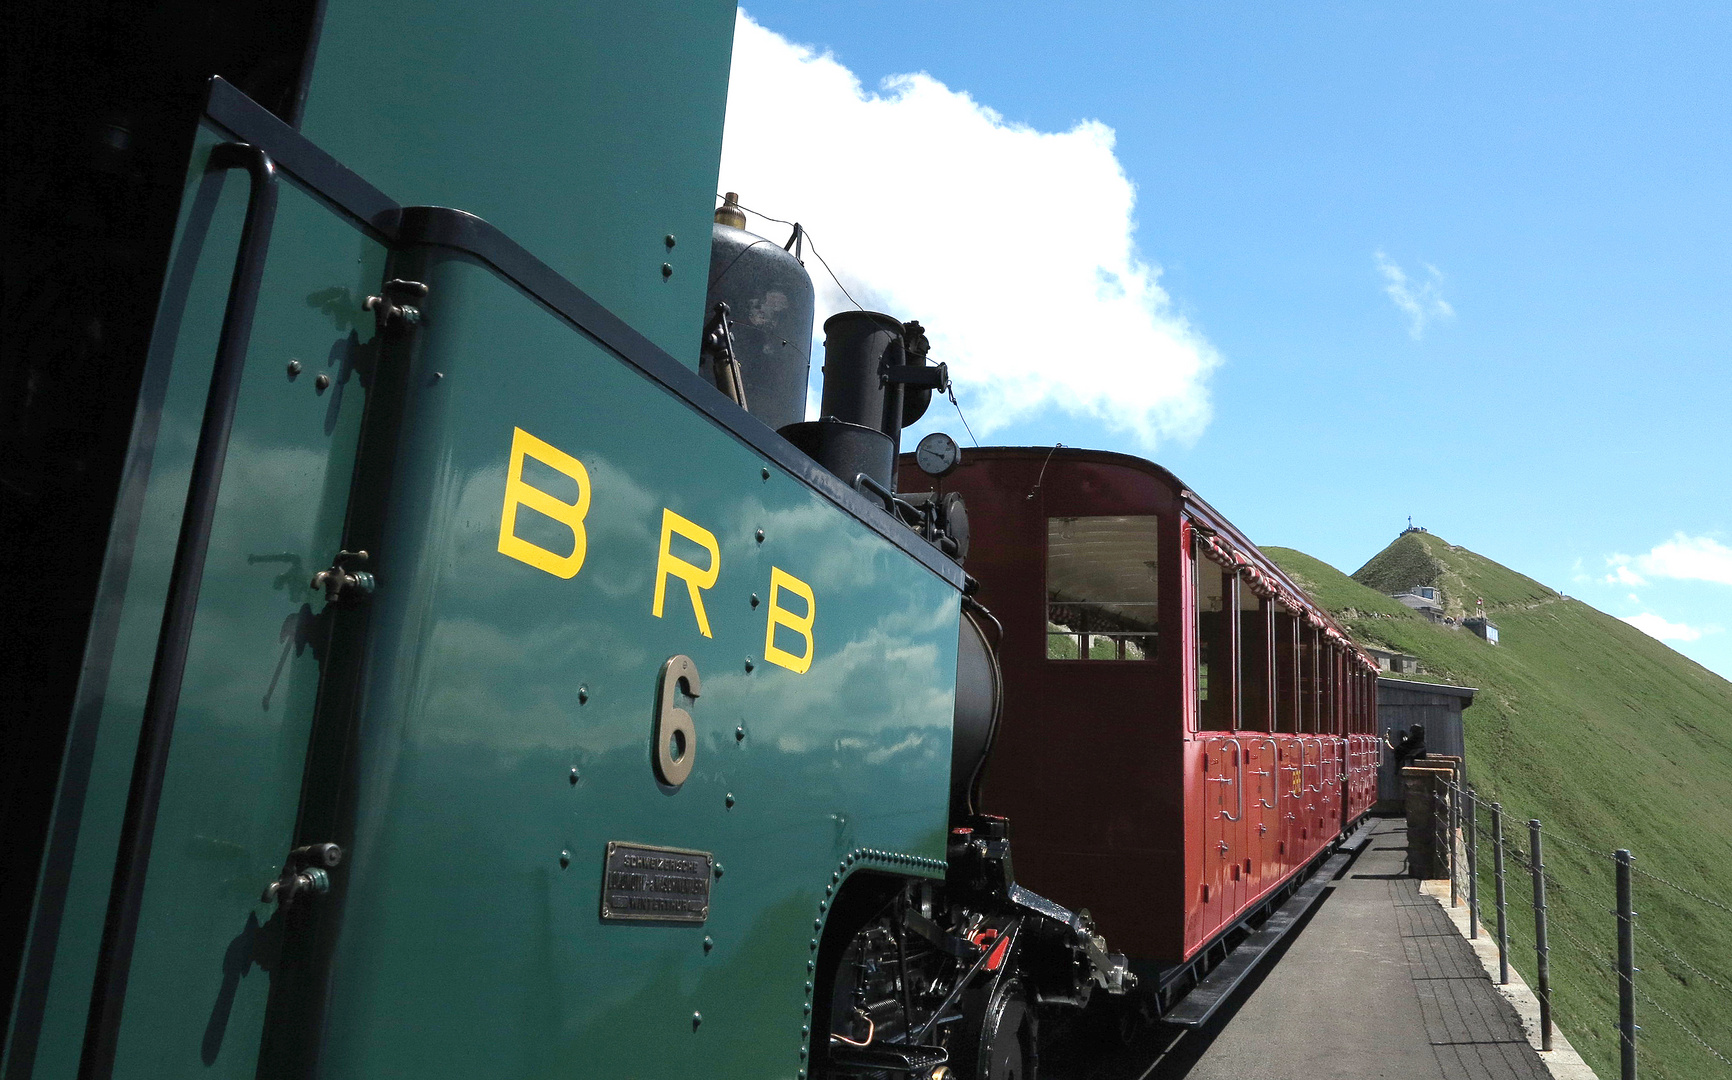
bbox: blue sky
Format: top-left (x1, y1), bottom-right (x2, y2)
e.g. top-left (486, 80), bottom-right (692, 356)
top-left (723, 2), bottom-right (1732, 678)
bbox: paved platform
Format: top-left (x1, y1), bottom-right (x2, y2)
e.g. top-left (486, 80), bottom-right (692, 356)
top-left (1071, 817), bottom-right (1555, 1080)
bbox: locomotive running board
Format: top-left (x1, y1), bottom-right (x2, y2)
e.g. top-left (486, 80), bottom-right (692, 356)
top-left (1160, 819), bottom-right (1374, 1029)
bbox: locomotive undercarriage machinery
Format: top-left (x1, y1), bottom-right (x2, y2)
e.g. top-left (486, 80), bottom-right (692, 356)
top-left (814, 817), bottom-right (1134, 1080)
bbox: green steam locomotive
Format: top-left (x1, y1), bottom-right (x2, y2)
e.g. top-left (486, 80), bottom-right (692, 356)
top-left (2, 4), bottom-right (1132, 1080)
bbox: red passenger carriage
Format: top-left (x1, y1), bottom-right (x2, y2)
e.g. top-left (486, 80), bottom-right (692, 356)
top-left (902, 447), bottom-right (1379, 1004)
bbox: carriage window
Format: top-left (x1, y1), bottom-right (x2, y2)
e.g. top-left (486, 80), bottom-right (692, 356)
top-left (1239, 584), bottom-right (1270, 731)
top-left (1320, 644), bottom-right (1338, 735)
top-left (1046, 516), bottom-right (1159, 661)
top-left (1195, 561), bottom-right (1234, 730)
top-left (1274, 605), bottom-right (1297, 733)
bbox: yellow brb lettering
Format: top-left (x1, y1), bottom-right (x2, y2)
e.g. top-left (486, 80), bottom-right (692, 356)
top-left (763, 567), bottom-right (816, 674)
top-left (497, 427), bottom-right (592, 579)
top-left (653, 509), bottom-right (721, 637)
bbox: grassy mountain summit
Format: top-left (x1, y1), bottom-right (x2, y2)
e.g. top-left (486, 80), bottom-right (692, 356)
top-left (1355, 528), bottom-right (1556, 620)
top-left (1264, 532), bottom-right (1732, 1080)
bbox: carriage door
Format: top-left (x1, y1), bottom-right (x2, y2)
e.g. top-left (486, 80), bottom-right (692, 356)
top-left (1253, 737), bottom-right (1280, 890)
top-left (1202, 737), bottom-right (1248, 926)
top-left (1236, 585), bottom-right (1273, 901)
top-left (1193, 550), bottom-right (1240, 932)
top-left (53, 121), bottom-right (392, 1080)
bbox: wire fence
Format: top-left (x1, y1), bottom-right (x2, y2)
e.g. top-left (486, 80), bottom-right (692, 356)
top-left (1424, 777), bottom-right (1731, 1080)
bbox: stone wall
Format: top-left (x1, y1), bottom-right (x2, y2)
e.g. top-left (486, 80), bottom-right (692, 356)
top-left (1402, 757), bottom-right (1462, 878)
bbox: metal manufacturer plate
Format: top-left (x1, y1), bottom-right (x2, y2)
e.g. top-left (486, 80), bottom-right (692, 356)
top-left (600, 842), bottom-right (712, 924)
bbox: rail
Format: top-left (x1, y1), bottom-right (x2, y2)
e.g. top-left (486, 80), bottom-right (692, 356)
top-left (1426, 777), bottom-right (1732, 1080)
top-left (1219, 738), bottom-right (1244, 822)
top-left (80, 141), bottom-right (279, 1080)
top-left (1255, 738), bottom-right (1278, 809)
top-left (1299, 738), bottom-right (1321, 795)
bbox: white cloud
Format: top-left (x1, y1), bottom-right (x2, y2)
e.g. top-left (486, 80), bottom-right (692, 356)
top-left (719, 12), bottom-right (1218, 446)
top-left (1621, 612), bottom-right (1716, 642)
top-left (1603, 560), bottom-right (1647, 587)
top-left (1375, 251), bottom-right (1454, 339)
top-left (1606, 533), bottom-right (1732, 588)
top-left (1637, 534), bottom-right (1732, 586)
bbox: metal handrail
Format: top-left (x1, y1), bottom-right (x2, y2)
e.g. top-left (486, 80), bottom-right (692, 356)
top-left (1256, 737), bottom-right (1279, 808)
top-left (1220, 738), bottom-right (1244, 822)
top-left (80, 141), bottom-right (280, 1080)
top-left (1300, 737), bottom-right (1321, 794)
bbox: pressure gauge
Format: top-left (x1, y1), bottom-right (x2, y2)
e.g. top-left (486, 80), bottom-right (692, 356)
top-left (915, 431), bottom-right (961, 478)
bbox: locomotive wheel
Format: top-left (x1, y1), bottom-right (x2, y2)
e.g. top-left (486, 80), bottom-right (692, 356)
top-left (954, 979), bottom-right (1035, 1080)
top-left (1114, 992), bottom-right (1155, 1046)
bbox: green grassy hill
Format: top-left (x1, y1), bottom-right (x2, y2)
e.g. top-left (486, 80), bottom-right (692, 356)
top-left (1265, 533), bottom-right (1732, 1080)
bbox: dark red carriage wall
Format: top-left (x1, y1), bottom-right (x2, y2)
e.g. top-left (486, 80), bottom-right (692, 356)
top-left (901, 448), bottom-right (1189, 963)
top-left (903, 447), bottom-right (1380, 967)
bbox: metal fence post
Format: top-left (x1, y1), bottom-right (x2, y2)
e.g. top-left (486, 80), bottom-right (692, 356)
top-left (1466, 788), bottom-right (1479, 940)
top-left (1492, 801), bottom-right (1508, 984)
top-left (1529, 819), bottom-right (1551, 1051)
top-left (1616, 849), bottom-right (1638, 1080)
top-left (1450, 782), bottom-right (1461, 907)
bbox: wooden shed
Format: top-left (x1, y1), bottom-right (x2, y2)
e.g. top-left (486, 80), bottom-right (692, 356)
top-left (1376, 677), bottom-right (1476, 810)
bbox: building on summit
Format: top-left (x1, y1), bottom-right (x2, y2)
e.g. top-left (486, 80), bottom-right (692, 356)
top-left (1391, 585), bottom-right (1448, 624)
